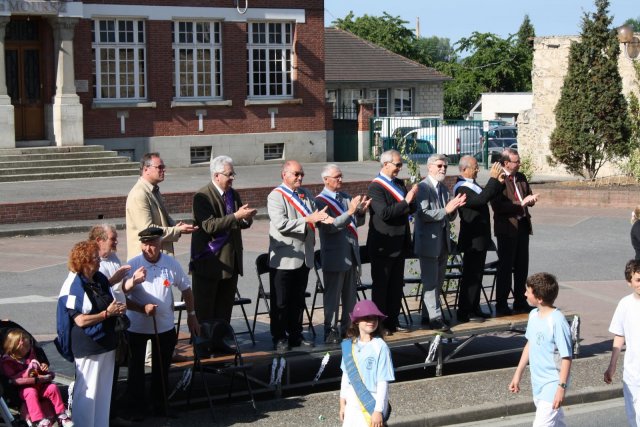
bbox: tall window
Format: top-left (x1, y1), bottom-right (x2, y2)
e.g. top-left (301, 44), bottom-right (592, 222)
top-left (370, 89), bottom-right (388, 116)
top-left (92, 19), bottom-right (146, 100)
top-left (173, 21), bottom-right (222, 99)
top-left (247, 22), bottom-right (293, 98)
top-left (393, 88), bottom-right (412, 115)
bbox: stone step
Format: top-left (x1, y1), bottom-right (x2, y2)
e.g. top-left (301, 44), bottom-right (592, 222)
top-left (0, 156), bottom-right (131, 169)
top-left (0, 145), bottom-right (104, 156)
top-left (0, 162), bottom-right (139, 176)
top-left (0, 151), bottom-right (119, 162)
top-left (0, 168), bottom-right (140, 182)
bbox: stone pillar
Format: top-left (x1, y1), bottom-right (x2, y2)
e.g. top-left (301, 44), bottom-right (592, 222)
top-left (357, 99), bottom-right (375, 161)
top-left (0, 16), bottom-right (15, 149)
top-left (50, 17), bottom-right (83, 146)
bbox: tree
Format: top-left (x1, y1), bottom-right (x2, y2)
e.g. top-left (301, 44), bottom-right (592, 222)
top-left (515, 15), bottom-right (536, 91)
top-left (414, 36), bottom-right (456, 67)
top-left (549, 0), bottom-right (631, 179)
top-left (623, 17), bottom-right (640, 31)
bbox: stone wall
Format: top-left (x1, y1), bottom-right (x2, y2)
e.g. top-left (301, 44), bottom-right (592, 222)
top-left (519, 35), bottom-right (640, 178)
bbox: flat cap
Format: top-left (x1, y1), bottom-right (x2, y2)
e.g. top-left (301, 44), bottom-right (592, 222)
top-left (138, 227), bottom-right (163, 242)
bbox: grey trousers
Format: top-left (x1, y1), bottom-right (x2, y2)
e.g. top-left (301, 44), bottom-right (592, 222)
top-left (322, 265), bottom-right (358, 334)
top-left (419, 239), bottom-right (448, 321)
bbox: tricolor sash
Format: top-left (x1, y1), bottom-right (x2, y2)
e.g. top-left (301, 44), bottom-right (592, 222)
top-left (372, 175), bottom-right (405, 202)
top-left (315, 192), bottom-right (358, 238)
top-left (274, 185), bottom-right (315, 231)
top-left (453, 177), bottom-right (482, 195)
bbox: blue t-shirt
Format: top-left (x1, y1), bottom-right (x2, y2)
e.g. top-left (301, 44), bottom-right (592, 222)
top-left (340, 337), bottom-right (395, 392)
top-left (525, 308), bottom-right (572, 402)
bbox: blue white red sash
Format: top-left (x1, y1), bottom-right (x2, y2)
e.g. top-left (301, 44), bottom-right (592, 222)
top-left (453, 177), bottom-right (482, 195)
top-left (372, 174), bottom-right (405, 202)
top-left (274, 185), bottom-right (315, 231)
top-left (315, 191), bottom-right (358, 238)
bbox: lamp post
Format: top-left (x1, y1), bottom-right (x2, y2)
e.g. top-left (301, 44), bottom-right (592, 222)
top-left (617, 24), bottom-right (640, 60)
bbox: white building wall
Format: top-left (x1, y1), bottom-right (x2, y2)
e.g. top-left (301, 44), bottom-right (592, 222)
top-left (481, 93), bottom-right (532, 123)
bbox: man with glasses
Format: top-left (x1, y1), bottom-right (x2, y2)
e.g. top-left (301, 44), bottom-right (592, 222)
top-left (414, 154), bottom-right (466, 331)
top-left (367, 149), bottom-right (418, 333)
top-left (268, 160), bottom-right (333, 351)
top-left (125, 152), bottom-right (197, 260)
top-left (190, 155), bottom-right (256, 323)
top-left (454, 156), bottom-right (504, 323)
top-left (491, 148), bottom-right (539, 316)
top-left (315, 164), bottom-right (371, 343)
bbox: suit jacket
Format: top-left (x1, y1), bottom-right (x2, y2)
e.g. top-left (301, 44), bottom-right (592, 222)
top-left (315, 190), bottom-right (365, 272)
top-left (414, 177), bottom-right (456, 258)
top-left (268, 186), bottom-right (317, 270)
top-left (366, 177), bottom-right (416, 258)
top-left (491, 172), bottom-right (533, 237)
top-left (455, 177), bottom-right (503, 252)
top-left (190, 183), bottom-right (252, 280)
top-left (125, 178), bottom-right (181, 260)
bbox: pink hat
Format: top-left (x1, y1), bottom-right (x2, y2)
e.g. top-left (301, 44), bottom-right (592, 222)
top-left (349, 300), bottom-right (387, 323)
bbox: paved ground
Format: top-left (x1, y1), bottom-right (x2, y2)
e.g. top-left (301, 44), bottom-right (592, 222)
top-left (0, 162), bottom-right (631, 426)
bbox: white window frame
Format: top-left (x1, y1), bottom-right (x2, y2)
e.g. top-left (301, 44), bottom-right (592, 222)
top-left (172, 21), bottom-right (222, 100)
top-left (393, 88), bottom-right (412, 115)
top-left (92, 19), bottom-right (147, 101)
top-left (370, 88), bottom-right (388, 117)
top-left (247, 21), bottom-right (294, 99)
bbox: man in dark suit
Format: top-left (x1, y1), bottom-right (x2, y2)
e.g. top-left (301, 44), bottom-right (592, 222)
top-left (315, 164), bottom-right (371, 342)
top-left (367, 149), bottom-right (418, 332)
top-left (414, 154), bottom-right (466, 331)
top-left (491, 148), bottom-right (539, 316)
top-left (454, 156), bottom-right (504, 323)
top-left (191, 155), bottom-right (257, 323)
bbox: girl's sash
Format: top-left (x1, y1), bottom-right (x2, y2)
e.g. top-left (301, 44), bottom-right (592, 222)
top-left (371, 175), bottom-right (405, 202)
top-left (274, 185), bottom-right (315, 231)
top-left (315, 192), bottom-right (358, 238)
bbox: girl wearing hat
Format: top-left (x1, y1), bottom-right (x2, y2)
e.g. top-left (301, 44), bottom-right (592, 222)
top-left (339, 300), bottom-right (395, 427)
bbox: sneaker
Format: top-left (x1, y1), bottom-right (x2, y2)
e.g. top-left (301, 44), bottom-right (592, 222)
top-left (58, 413), bottom-right (74, 427)
top-left (36, 420), bottom-right (52, 427)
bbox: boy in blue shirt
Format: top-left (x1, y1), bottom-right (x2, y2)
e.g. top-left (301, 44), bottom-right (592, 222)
top-left (509, 273), bottom-right (573, 426)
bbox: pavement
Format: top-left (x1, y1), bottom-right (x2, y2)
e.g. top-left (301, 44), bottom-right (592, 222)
top-left (0, 160), bottom-right (626, 426)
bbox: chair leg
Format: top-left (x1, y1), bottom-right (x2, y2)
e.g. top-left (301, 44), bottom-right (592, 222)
top-left (401, 290), bottom-right (412, 325)
top-left (240, 304), bottom-right (255, 345)
top-left (304, 304), bottom-right (316, 337)
top-left (242, 369), bottom-right (257, 410)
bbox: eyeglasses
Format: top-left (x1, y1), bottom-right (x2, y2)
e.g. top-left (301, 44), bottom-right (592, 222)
top-left (147, 164), bottom-right (166, 170)
top-left (508, 159), bottom-right (521, 164)
top-left (386, 162), bottom-right (403, 168)
top-left (434, 164), bottom-right (448, 169)
top-left (327, 175), bottom-right (343, 180)
top-left (218, 172), bottom-right (236, 178)
top-left (289, 171), bottom-right (305, 177)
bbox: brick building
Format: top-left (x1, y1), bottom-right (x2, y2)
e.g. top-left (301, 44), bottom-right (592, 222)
top-left (0, 0), bottom-right (327, 166)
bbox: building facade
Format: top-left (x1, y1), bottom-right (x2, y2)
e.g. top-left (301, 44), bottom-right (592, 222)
top-left (0, 0), bottom-right (327, 166)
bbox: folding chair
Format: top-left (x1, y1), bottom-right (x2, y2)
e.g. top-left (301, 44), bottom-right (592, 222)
top-left (233, 290), bottom-right (254, 345)
top-left (187, 320), bottom-right (256, 418)
top-left (309, 250), bottom-right (325, 320)
top-left (356, 245), bottom-right (372, 300)
top-left (251, 253), bottom-right (315, 338)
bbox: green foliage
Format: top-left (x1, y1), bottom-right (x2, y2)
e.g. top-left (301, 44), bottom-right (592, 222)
top-left (413, 36), bottom-right (456, 66)
top-left (395, 136), bottom-right (421, 184)
top-left (518, 152), bottom-right (537, 182)
top-left (622, 62), bottom-right (640, 180)
top-left (550, 0), bottom-right (631, 179)
top-left (624, 17), bottom-right (640, 31)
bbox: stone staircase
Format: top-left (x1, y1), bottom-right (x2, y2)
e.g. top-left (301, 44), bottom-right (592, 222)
top-left (0, 145), bottom-right (140, 182)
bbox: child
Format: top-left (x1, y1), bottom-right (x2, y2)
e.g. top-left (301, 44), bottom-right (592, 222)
top-left (0, 329), bottom-right (73, 427)
top-left (509, 273), bottom-right (572, 427)
top-left (604, 259), bottom-right (640, 426)
top-left (339, 300), bottom-right (394, 427)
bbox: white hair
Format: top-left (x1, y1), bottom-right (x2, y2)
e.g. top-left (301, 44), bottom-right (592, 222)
top-left (210, 155), bottom-right (233, 175)
top-left (321, 163), bottom-right (340, 178)
top-left (380, 149), bottom-right (399, 165)
top-left (458, 155), bottom-right (475, 172)
top-left (427, 153), bottom-right (448, 166)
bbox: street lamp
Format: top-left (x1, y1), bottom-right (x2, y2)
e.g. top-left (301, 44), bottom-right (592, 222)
top-left (617, 24), bottom-right (640, 60)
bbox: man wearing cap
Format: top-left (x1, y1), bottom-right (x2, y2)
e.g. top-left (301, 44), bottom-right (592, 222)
top-left (125, 152), bottom-right (197, 260)
top-left (315, 164), bottom-right (370, 343)
top-left (124, 227), bottom-right (199, 419)
top-left (191, 155), bottom-right (257, 323)
top-left (268, 160), bottom-right (333, 351)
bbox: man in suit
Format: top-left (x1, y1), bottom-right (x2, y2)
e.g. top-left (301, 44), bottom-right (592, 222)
top-left (125, 152), bottom-right (197, 260)
top-left (268, 160), bottom-right (333, 351)
top-left (191, 155), bottom-right (257, 323)
top-left (367, 149), bottom-right (418, 333)
top-left (491, 148), bottom-right (539, 316)
top-left (414, 154), bottom-right (466, 332)
top-left (454, 156), bottom-right (504, 323)
top-left (315, 164), bottom-right (371, 343)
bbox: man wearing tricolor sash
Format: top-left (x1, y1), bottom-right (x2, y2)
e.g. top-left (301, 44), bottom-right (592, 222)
top-left (315, 164), bottom-right (371, 343)
top-left (268, 160), bottom-right (333, 351)
top-left (367, 150), bottom-right (418, 333)
top-left (454, 156), bottom-right (504, 324)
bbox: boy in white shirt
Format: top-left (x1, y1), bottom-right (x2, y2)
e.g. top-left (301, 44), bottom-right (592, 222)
top-left (604, 259), bottom-right (640, 427)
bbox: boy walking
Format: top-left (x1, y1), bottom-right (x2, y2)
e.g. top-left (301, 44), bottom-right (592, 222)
top-left (509, 273), bottom-right (573, 426)
top-left (604, 259), bottom-right (640, 426)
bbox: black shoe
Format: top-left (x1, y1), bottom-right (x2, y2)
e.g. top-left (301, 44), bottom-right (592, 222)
top-left (468, 315), bottom-right (486, 323)
top-left (456, 311), bottom-right (470, 324)
top-left (395, 325), bottom-right (410, 333)
top-left (420, 317), bottom-right (431, 326)
top-left (513, 305), bottom-right (532, 314)
top-left (495, 305), bottom-right (513, 317)
top-left (430, 319), bottom-right (451, 332)
top-left (324, 328), bottom-right (341, 345)
top-left (290, 336), bottom-right (315, 348)
top-left (153, 406), bottom-right (179, 419)
top-left (473, 310), bottom-right (491, 319)
top-left (274, 339), bottom-right (290, 352)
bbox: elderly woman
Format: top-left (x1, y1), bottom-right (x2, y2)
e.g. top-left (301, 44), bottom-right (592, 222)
top-left (54, 241), bottom-right (127, 427)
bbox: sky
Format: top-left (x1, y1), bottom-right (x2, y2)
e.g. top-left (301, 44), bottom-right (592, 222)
top-left (324, 0), bottom-right (639, 45)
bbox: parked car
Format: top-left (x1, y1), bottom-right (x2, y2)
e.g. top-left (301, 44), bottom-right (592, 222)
top-left (486, 125), bottom-right (517, 149)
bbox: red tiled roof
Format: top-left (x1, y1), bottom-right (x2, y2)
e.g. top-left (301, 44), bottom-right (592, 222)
top-left (325, 27), bottom-right (451, 84)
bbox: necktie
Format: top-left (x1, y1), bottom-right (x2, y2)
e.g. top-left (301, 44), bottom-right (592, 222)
top-left (223, 191), bottom-right (234, 215)
top-left (335, 193), bottom-right (343, 208)
top-left (437, 184), bottom-right (445, 208)
top-left (152, 186), bottom-right (170, 225)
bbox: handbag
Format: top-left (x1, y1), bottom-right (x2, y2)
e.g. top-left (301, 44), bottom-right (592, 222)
top-left (114, 314), bottom-right (130, 333)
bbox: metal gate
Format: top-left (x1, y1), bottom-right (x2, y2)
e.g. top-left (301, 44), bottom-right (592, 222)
top-left (333, 107), bottom-right (358, 161)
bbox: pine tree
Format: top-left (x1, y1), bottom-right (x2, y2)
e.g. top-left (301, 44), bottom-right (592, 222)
top-left (515, 15), bottom-right (535, 91)
top-left (549, 0), bottom-right (631, 179)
